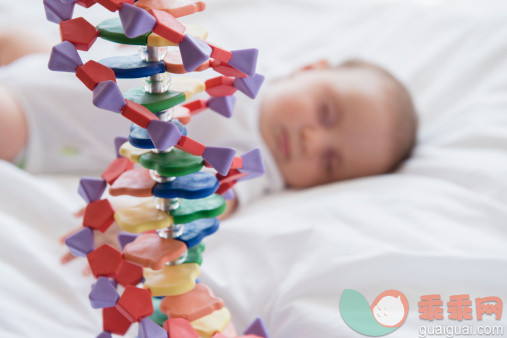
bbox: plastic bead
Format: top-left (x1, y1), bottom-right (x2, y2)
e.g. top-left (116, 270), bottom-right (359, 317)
top-left (147, 23), bottom-right (207, 47)
top-left (78, 177), bottom-right (107, 203)
top-left (135, 0), bottom-right (205, 18)
top-left (139, 317), bottom-right (168, 338)
top-left (164, 50), bottom-right (210, 74)
top-left (97, 0), bottom-right (134, 12)
top-left (60, 17), bottom-right (99, 51)
top-left (76, 61), bottom-right (116, 91)
top-left (205, 76), bottom-right (236, 97)
top-left (182, 99), bottom-right (208, 115)
top-left (92, 80), bottom-right (126, 113)
top-left (143, 263), bottom-right (200, 297)
top-left (65, 227), bottom-right (95, 257)
top-left (159, 283), bottom-right (224, 322)
top-left (109, 168), bottom-right (155, 197)
top-left (244, 318), bottom-right (270, 338)
top-left (234, 73), bottom-right (265, 99)
top-left (239, 148), bottom-right (265, 176)
top-left (83, 199), bottom-right (115, 233)
top-left (121, 100), bottom-right (157, 128)
top-left (89, 277), bottom-right (119, 309)
top-left (146, 119), bottom-right (182, 151)
top-left (116, 286), bottom-right (154, 322)
top-left (211, 59), bottom-right (247, 78)
top-left (163, 318), bottom-right (199, 338)
top-left (176, 136), bottom-right (205, 156)
top-left (205, 41), bottom-right (231, 63)
top-left (102, 307), bottom-right (132, 335)
top-left (228, 48), bottom-right (258, 77)
top-left (43, 0), bottom-right (75, 23)
top-left (170, 194), bottom-right (226, 224)
top-left (175, 218), bottom-right (219, 248)
top-left (48, 41), bottom-right (83, 72)
top-left (150, 9), bottom-right (186, 44)
top-left (202, 146), bottom-right (236, 175)
top-left (119, 3), bottom-right (156, 38)
top-left (208, 96), bottom-right (236, 118)
top-left (179, 35), bottom-right (212, 72)
top-left (123, 233), bottom-right (187, 270)
top-left (115, 259), bottom-right (144, 286)
top-left (77, 0), bottom-right (96, 7)
top-left (96, 332), bottom-right (112, 338)
top-left (87, 244), bottom-right (123, 278)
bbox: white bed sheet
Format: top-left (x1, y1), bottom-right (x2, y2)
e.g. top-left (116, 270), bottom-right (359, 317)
top-left (1, 0), bottom-right (507, 337)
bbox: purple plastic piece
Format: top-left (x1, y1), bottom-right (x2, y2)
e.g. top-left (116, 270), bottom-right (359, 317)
top-left (207, 96), bottom-right (236, 118)
top-left (64, 227), bottom-right (94, 257)
top-left (222, 189), bottom-right (236, 200)
top-left (48, 41), bottom-right (83, 72)
top-left (202, 146), bottom-right (236, 176)
top-left (96, 332), bottom-right (112, 338)
top-left (234, 73), bottom-right (265, 99)
top-left (239, 148), bottom-right (265, 175)
top-left (92, 80), bottom-right (126, 113)
top-left (118, 231), bottom-right (138, 250)
top-left (119, 3), bottom-right (156, 38)
top-left (146, 120), bottom-right (182, 151)
top-left (89, 277), bottom-right (119, 309)
top-left (138, 318), bottom-right (168, 338)
top-left (43, 0), bottom-right (75, 23)
top-left (179, 35), bottom-right (212, 72)
top-left (244, 317), bottom-right (270, 338)
top-left (108, 279), bottom-right (118, 289)
top-left (78, 177), bottom-right (107, 203)
top-left (228, 48), bottom-right (258, 77)
top-left (114, 136), bottom-right (128, 157)
top-left (60, 0), bottom-right (77, 3)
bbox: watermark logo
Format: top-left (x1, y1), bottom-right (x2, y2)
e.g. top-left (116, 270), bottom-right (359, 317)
top-left (339, 289), bottom-right (409, 336)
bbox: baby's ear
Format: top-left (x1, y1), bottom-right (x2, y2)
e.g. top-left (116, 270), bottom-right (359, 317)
top-left (292, 59), bottom-right (330, 75)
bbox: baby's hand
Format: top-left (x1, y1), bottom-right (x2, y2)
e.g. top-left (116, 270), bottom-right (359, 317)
top-left (60, 207), bottom-right (121, 276)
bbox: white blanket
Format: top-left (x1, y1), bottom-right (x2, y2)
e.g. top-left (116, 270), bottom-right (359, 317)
top-left (2, 0), bottom-right (507, 337)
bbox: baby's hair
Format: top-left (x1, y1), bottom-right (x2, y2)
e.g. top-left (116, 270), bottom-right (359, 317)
top-left (336, 59), bottom-right (418, 172)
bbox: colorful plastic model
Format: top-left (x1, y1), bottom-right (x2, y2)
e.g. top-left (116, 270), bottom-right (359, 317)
top-left (44, 0), bottom-right (269, 336)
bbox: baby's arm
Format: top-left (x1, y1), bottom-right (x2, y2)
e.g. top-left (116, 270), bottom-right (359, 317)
top-left (0, 87), bottom-right (28, 162)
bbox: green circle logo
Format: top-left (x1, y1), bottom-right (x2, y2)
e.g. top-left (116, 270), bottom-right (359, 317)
top-left (339, 289), bottom-right (409, 336)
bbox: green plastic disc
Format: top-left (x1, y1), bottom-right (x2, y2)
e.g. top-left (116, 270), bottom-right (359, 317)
top-left (123, 86), bottom-right (186, 113)
top-left (184, 243), bottom-right (205, 266)
top-left (149, 297), bottom-right (168, 326)
top-left (97, 18), bottom-right (150, 45)
top-left (139, 149), bottom-right (204, 177)
top-left (171, 194), bottom-right (226, 224)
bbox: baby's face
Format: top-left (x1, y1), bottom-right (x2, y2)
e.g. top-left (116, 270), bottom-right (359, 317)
top-left (259, 66), bottom-right (399, 188)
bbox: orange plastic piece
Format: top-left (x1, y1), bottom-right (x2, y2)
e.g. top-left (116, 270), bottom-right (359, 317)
top-left (109, 168), bottom-right (155, 197)
top-left (230, 156), bottom-right (243, 169)
top-left (76, 61), bottom-right (116, 90)
top-left (159, 283), bottom-right (224, 322)
top-left (116, 286), bottom-right (154, 322)
top-left (87, 244), bottom-right (122, 278)
top-left (211, 59), bottom-right (247, 78)
top-left (182, 99), bottom-right (207, 115)
top-left (163, 318), bottom-right (199, 338)
top-left (59, 17), bottom-right (99, 51)
top-left (173, 106), bottom-right (192, 124)
top-left (77, 0), bottom-right (96, 7)
top-left (101, 157), bottom-right (135, 185)
top-left (150, 9), bottom-right (186, 44)
top-left (136, 0), bottom-right (205, 18)
top-left (205, 76), bottom-right (236, 97)
top-left (96, 0), bottom-right (134, 11)
top-left (115, 259), bottom-right (144, 286)
top-left (121, 100), bottom-right (157, 128)
top-left (83, 199), bottom-right (115, 233)
top-left (164, 50), bottom-right (210, 73)
top-left (103, 306), bottom-right (132, 335)
top-left (123, 233), bottom-right (187, 270)
top-left (205, 41), bottom-right (231, 63)
top-left (176, 136), bottom-right (205, 156)
top-left (216, 181), bottom-right (236, 195)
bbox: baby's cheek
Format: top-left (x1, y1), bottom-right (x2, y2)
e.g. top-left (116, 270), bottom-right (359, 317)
top-left (281, 158), bottom-right (322, 189)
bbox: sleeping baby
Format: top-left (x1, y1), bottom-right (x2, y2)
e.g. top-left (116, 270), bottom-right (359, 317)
top-left (0, 31), bottom-right (417, 260)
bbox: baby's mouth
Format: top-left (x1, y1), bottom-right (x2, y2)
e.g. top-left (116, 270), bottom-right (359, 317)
top-left (277, 126), bottom-right (291, 161)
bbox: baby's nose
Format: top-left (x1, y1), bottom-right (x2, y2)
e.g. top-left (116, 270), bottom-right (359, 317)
top-left (300, 125), bottom-right (321, 156)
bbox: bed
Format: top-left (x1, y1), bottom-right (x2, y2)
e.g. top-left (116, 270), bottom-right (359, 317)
top-left (1, 0), bottom-right (507, 337)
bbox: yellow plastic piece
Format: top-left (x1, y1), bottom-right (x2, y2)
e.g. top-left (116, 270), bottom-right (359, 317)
top-left (170, 77), bottom-right (205, 100)
top-left (119, 141), bottom-right (150, 164)
top-left (114, 200), bottom-right (173, 233)
top-left (144, 263), bottom-right (200, 297)
top-left (147, 23), bottom-right (208, 47)
top-left (190, 307), bottom-right (231, 338)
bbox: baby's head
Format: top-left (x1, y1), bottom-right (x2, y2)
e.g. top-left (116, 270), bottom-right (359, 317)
top-left (259, 59), bottom-right (417, 188)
